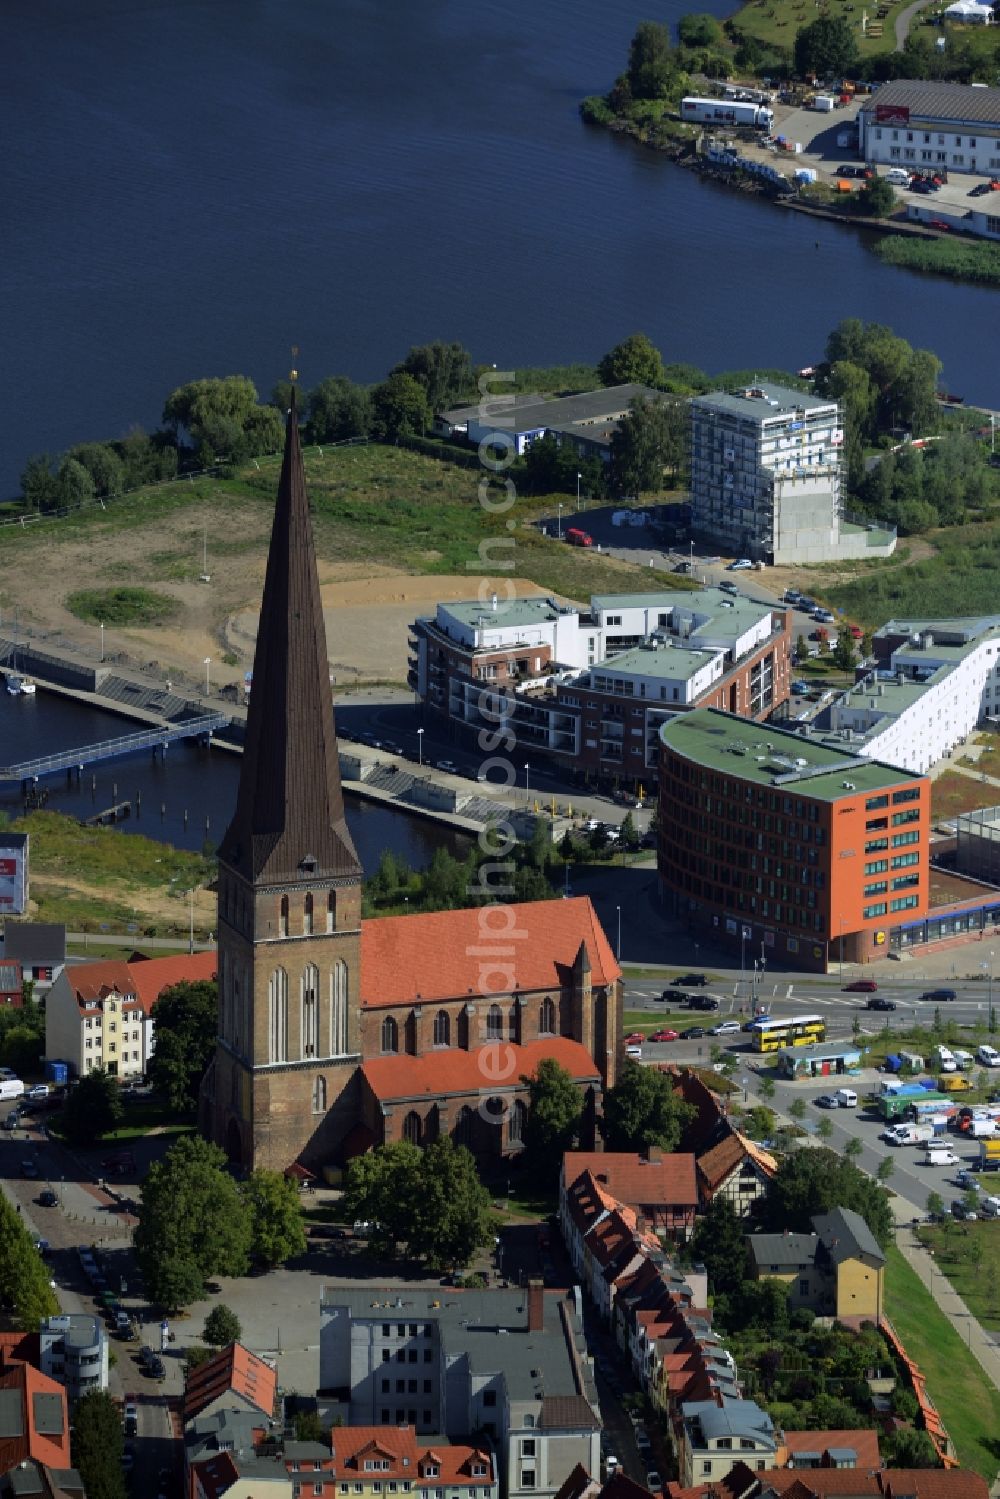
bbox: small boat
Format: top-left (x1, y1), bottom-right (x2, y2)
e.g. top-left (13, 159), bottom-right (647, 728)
top-left (6, 675), bottom-right (24, 696)
top-left (20, 678), bottom-right (36, 695)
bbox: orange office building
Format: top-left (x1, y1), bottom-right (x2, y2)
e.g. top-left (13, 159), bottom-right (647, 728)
top-left (657, 709), bottom-right (930, 973)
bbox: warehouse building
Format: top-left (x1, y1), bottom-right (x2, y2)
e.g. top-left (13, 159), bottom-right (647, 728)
top-left (858, 79), bottom-right (1000, 178)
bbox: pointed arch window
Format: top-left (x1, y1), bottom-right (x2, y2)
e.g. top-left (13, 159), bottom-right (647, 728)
top-left (331, 959), bottom-right (349, 1056)
top-left (302, 964), bottom-right (320, 1058)
top-left (403, 1111), bottom-right (423, 1146)
top-left (232, 965), bottom-right (241, 1053)
top-left (312, 1075), bottom-right (327, 1114)
top-left (433, 1010), bottom-right (450, 1048)
top-left (540, 996), bottom-right (555, 1035)
top-left (486, 1004), bottom-right (503, 1041)
top-left (304, 892), bottom-right (314, 936)
top-left (454, 1106), bottom-right (474, 1147)
top-left (381, 1015), bottom-right (398, 1054)
top-left (268, 968), bottom-right (288, 1063)
top-left (508, 1099), bottom-right (527, 1146)
top-left (327, 890), bottom-right (336, 934)
top-left (279, 895), bottom-right (289, 938)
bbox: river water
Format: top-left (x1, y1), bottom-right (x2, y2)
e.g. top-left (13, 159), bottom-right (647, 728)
top-left (3, 0), bottom-right (997, 499)
top-left (0, 689), bottom-right (463, 870)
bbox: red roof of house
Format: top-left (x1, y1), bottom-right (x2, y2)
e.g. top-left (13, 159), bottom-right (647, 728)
top-left (62, 950), bottom-right (217, 1016)
top-left (881, 1474), bottom-right (988, 1499)
top-left (697, 1129), bottom-right (776, 1193)
top-left (362, 1036), bottom-right (601, 1103)
top-left (564, 1151), bottom-right (699, 1209)
top-left (191, 1450), bottom-right (241, 1499)
top-left (781, 1430), bottom-right (881, 1470)
top-left (359, 897), bottom-right (619, 1008)
top-left (332, 1427), bottom-right (495, 1487)
top-left (0, 1359), bottom-right (71, 1474)
top-left (763, 1472), bottom-right (882, 1496)
top-left (183, 1341), bottom-right (277, 1422)
top-left (63, 959), bottom-right (137, 1011)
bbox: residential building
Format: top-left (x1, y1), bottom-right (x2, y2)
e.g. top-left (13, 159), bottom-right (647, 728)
top-left (330, 1426), bottom-right (497, 1499)
top-left (45, 950), bottom-right (217, 1079)
top-left (409, 589), bottom-right (791, 788)
top-left (0, 962), bottom-right (20, 1008)
top-left (560, 1150), bottom-right (699, 1239)
top-left (434, 385), bottom-right (662, 461)
top-left (747, 1208), bottom-right (886, 1326)
top-left (694, 1132), bottom-right (777, 1218)
top-left (777, 1431), bottom-right (882, 1471)
top-left (955, 803), bottom-right (1000, 885)
top-left (200, 396), bottom-right (620, 1176)
top-left (184, 1342), bottom-right (278, 1424)
top-left (678, 1400), bottom-right (778, 1486)
top-left (0, 833), bottom-right (29, 919)
top-left (38, 1315), bottom-right (108, 1399)
top-left (0, 1354), bottom-right (81, 1499)
top-left (657, 709), bottom-right (930, 972)
top-left (1, 921), bottom-right (65, 995)
top-left (858, 80), bottom-right (1000, 178)
top-left (185, 1406), bottom-right (334, 1499)
top-left (318, 1284), bottom-right (600, 1499)
top-left (689, 386), bottom-right (890, 566)
top-left (665, 1467), bottom-right (988, 1499)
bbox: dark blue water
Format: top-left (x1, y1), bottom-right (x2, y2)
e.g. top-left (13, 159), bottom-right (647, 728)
top-left (0, 689), bottom-right (462, 869)
top-left (2, 0), bottom-right (996, 498)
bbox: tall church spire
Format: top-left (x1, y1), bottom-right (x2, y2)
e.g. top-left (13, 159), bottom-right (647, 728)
top-left (221, 391), bottom-right (361, 883)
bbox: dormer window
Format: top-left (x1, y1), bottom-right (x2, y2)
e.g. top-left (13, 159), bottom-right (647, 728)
top-left (301, 853), bottom-right (318, 873)
top-left (423, 1467), bottom-right (438, 1479)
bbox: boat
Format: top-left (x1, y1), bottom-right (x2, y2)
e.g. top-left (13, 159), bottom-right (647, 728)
top-left (20, 678), bottom-right (36, 695)
top-left (6, 675), bottom-right (23, 696)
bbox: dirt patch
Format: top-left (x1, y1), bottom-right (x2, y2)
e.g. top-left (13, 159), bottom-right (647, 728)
top-left (763, 537), bottom-right (936, 607)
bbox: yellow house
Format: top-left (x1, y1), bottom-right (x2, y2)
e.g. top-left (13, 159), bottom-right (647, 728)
top-left (748, 1207), bottom-right (885, 1326)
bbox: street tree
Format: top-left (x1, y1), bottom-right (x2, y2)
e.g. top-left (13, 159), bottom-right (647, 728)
top-left (926, 1190), bottom-right (945, 1220)
top-left (72, 1390), bottom-right (126, 1499)
top-left (392, 341), bottom-right (474, 413)
top-left (599, 333), bottom-right (666, 389)
top-left (136, 1136), bottom-right (252, 1310)
top-left (759, 1145), bottom-right (893, 1246)
top-left (148, 978), bottom-right (219, 1111)
top-left (204, 1304), bottom-right (242, 1348)
top-left (963, 1185), bottom-right (981, 1216)
top-left (788, 1098), bottom-right (806, 1121)
top-left (832, 632), bottom-right (856, 672)
top-left (876, 1156), bottom-right (895, 1185)
top-left (816, 1116), bottom-right (833, 1141)
top-left (603, 1061), bottom-right (695, 1153)
top-left (62, 1067), bottom-right (123, 1145)
top-left (522, 1058), bottom-right (584, 1172)
top-left (619, 812), bottom-right (639, 851)
top-left (793, 14), bottom-right (858, 78)
top-left (0, 1194), bottom-right (59, 1331)
top-left (305, 376), bottom-right (373, 443)
top-left (370, 371), bottom-right (430, 439)
top-left (759, 1076), bottom-right (776, 1102)
top-left (844, 1136), bottom-right (863, 1161)
top-left (610, 396), bottom-right (687, 497)
top-left (241, 1168), bottom-right (307, 1268)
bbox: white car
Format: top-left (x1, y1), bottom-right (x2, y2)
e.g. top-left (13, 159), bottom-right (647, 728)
top-left (710, 1020), bottom-right (740, 1036)
top-left (727, 558), bottom-right (753, 571)
top-left (26, 1084), bottom-right (49, 1101)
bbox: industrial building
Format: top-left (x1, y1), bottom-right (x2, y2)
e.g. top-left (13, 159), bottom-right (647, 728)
top-left (434, 383), bottom-right (661, 461)
top-left (858, 79), bottom-right (1000, 178)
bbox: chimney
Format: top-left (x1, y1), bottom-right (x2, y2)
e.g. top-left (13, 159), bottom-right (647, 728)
top-left (644, 1145), bottom-right (661, 1164)
top-left (528, 1279), bottom-right (544, 1332)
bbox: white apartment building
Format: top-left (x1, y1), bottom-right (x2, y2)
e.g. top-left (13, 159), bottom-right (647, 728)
top-left (39, 1314), bottom-right (109, 1398)
top-left (859, 79), bottom-right (1000, 178)
top-left (823, 616), bottom-right (1000, 774)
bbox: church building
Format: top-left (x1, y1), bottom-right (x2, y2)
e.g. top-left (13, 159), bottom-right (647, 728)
top-left (200, 396), bottom-right (622, 1175)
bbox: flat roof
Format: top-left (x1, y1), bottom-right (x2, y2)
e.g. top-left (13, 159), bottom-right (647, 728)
top-left (691, 382), bottom-right (836, 422)
top-left (591, 643), bottom-right (713, 681)
top-left (441, 597), bottom-right (570, 632)
top-left (659, 708), bottom-right (919, 800)
top-left (442, 384), bottom-right (662, 432)
top-left (860, 79), bottom-right (1000, 127)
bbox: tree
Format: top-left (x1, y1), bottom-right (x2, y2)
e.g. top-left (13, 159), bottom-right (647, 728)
top-left (620, 812), bottom-right (639, 851)
top-left (759, 1146), bottom-right (893, 1246)
top-left (610, 396), bottom-right (687, 497)
top-left (599, 333), bottom-right (666, 389)
top-left (241, 1168), bottom-right (307, 1268)
top-left (135, 1136), bottom-right (252, 1310)
top-left (793, 14), bottom-right (858, 78)
top-left (306, 375), bottom-right (373, 443)
top-left (690, 1197), bottom-right (748, 1300)
top-left (204, 1303), bottom-right (242, 1347)
top-left (522, 1058), bottom-right (584, 1170)
top-left (759, 1076), bottom-right (776, 1102)
top-left (603, 1061), bottom-right (695, 1153)
top-left (343, 1138), bottom-right (492, 1267)
top-left (148, 978), bottom-right (218, 1111)
top-left (832, 632), bottom-right (856, 672)
top-left (61, 1067), bottom-right (123, 1145)
top-left (844, 1135), bottom-right (863, 1161)
top-left (66, 441), bottom-right (126, 498)
top-left (816, 1116), bottom-right (833, 1142)
top-left (393, 341), bottom-right (474, 414)
top-left (72, 1389), bottom-right (126, 1499)
top-left (20, 453), bottom-right (61, 512)
top-left (370, 371), bottom-right (430, 440)
top-left (877, 1156), bottom-right (895, 1185)
top-left (0, 1193), bottom-right (59, 1330)
top-left (678, 13), bottom-right (724, 46)
top-left (881, 1429), bottom-right (939, 1467)
top-left (627, 21), bottom-right (674, 99)
top-left (788, 1098), bottom-right (807, 1121)
top-left (858, 175), bottom-right (896, 220)
top-left (926, 1190), bottom-right (945, 1221)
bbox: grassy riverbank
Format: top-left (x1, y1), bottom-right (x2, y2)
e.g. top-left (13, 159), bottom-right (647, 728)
top-left (873, 234), bottom-right (1000, 287)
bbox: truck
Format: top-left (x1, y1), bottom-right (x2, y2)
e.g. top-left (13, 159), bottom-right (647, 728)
top-left (0, 1079), bottom-right (25, 1103)
top-left (980, 1137), bottom-right (1000, 1169)
top-left (882, 1121), bottom-right (938, 1146)
top-left (955, 1104), bottom-right (1000, 1132)
top-left (910, 1096), bottom-right (956, 1122)
top-left (681, 97), bottom-right (774, 131)
top-left (877, 1089), bottom-right (949, 1120)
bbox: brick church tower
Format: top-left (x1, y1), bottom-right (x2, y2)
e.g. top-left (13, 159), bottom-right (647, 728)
top-left (203, 392), bottom-right (364, 1172)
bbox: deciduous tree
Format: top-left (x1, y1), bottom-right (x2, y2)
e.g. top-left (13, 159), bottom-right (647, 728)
top-left (306, 375), bottom-right (373, 443)
top-left (62, 1067), bottom-right (123, 1145)
top-left (343, 1138), bottom-right (492, 1267)
top-left (690, 1197), bottom-right (748, 1300)
top-left (203, 1303), bottom-right (242, 1347)
top-left (599, 333), bottom-right (666, 389)
top-left (370, 371), bottom-right (430, 440)
top-left (627, 22), bottom-right (674, 99)
top-left (793, 14), bottom-right (858, 78)
top-left (67, 442), bottom-right (126, 498)
top-left (603, 1061), bottom-right (694, 1153)
top-left (758, 1145), bottom-right (893, 1246)
top-left (72, 1390), bottom-right (126, 1499)
top-left (241, 1168), bottom-right (307, 1268)
top-left (136, 1136), bottom-right (252, 1310)
top-left (858, 175), bottom-right (896, 220)
top-left (148, 978), bottom-right (218, 1111)
top-left (392, 341), bottom-right (474, 413)
top-left (610, 396), bottom-right (686, 497)
top-left (522, 1057), bottom-right (584, 1170)
top-left (0, 1194), bottom-right (59, 1331)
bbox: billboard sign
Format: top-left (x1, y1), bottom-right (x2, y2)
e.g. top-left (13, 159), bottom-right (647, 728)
top-left (875, 103), bottom-right (910, 124)
top-left (0, 835), bottom-right (28, 914)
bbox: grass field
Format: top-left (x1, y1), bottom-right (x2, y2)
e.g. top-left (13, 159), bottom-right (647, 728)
top-left (960, 730), bottom-right (1000, 780)
top-left (932, 770), bottom-right (1000, 822)
top-left (825, 519), bottom-right (1000, 627)
top-left (729, 0), bottom-right (915, 57)
top-left (884, 1242), bottom-right (1000, 1477)
top-left (873, 235), bottom-right (1000, 287)
top-left (917, 1220), bottom-right (1000, 1332)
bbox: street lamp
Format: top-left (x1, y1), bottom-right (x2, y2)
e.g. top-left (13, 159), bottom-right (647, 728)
top-left (839, 915), bottom-right (846, 980)
top-left (99, 621), bottom-right (105, 663)
top-left (576, 472), bottom-right (582, 509)
top-left (204, 656), bottom-right (211, 694)
top-left (689, 539), bottom-right (694, 572)
top-left (741, 928), bottom-right (748, 992)
top-left (616, 905), bottom-right (622, 961)
top-left (557, 502), bottom-right (563, 541)
top-left (524, 763), bottom-right (530, 808)
top-left (417, 727), bottom-right (424, 767)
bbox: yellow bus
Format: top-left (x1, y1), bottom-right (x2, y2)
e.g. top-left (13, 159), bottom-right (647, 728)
top-left (751, 1013), bottom-right (826, 1053)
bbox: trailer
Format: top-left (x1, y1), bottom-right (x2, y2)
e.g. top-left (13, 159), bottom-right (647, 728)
top-left (877, 1089), bottom-right (951, 1120)
top-left (979, 1137), bottom-right (1000, 1170)
top-left (681, 97), bottom-right (774, 131)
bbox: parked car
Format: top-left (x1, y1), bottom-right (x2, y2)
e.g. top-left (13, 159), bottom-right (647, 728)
top-left (20, 1160), bottom-right (37, 1178)
top-left (681, 1025), bottom-right (707, 1039)
top-left (123, 1402), bottom-right (138, 1436)
top-left (673, 972), bottom-right (708, 986)
top-left (920, 987), bottom-right (957, 1002)
top-left (843, 978), bottom-right (877, 992)
top-left (36, 1189), bottom-right (57, 1207)
top-left (815, 1094), bottom-right (840, 1109)
top-left (710, 1020), bottom-right (740, 1036)
top-left (719, 580), bottom-right (739, 595)
top-left (952, 1199), bottom-right (978, 1221)
top-left (955, 1168), bottom-right (981, 1190)
top-left (791, 680), bottom-right (811, 695)
top-left (435, 759), bottom-right (458, 774)
top-left (647, 1472), bottom-right (663, 1491)
top-left (649, 1029), bottom-right (680, 1043)
top-left (26, 1084), bottom-right (48, 1101)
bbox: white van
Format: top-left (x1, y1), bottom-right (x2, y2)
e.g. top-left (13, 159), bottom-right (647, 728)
top-left (923, 1145), bottom-right (960, 1166)
top-left (835, 1088), bottom-right (858, 1108)
top-left (977, 1044), bottom-right (1000, 1067)
top-left (0, 1079), bottom-right (25, 1103)
top-left (886, 167), bottom-right (911, 186)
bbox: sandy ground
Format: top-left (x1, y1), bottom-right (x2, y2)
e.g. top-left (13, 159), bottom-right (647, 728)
top-left (1, 499), bottom-right (550, 690)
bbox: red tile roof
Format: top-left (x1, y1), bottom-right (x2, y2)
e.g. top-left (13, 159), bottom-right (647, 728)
top-left (564, 1151), bottom-right (698, 1209)
top-left (63, 959), bottom-right (137, 1011)
top-left (183, 1341), bottom-right (277, 1422)
top-left (763, 1472), bottom-right (882, 1496)
top-left (62, 950), bottom-right (217, 1016)
top-left (781, 1431), bottom-right (881, 1470)
top-left (331, 1427), bottom-right (495, 1487)
top-left (697, 1129), bottom-right (776, 1193)
top-left (0, 1359), bottom-right (71, 1475)
top-left (359, 897), bottom-right (619, 1008)
top-left (362, 1036), bottom-right (601, 1103)
top-left (881, 1474), bottom-right (988, 1499)
top-left (190, 1449), bottom-right (241, 1499)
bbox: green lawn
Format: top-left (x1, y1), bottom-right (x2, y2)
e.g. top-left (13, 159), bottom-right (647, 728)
top-left (932, 770), bottom-right (1000, 823)
top-left (825, 519), bottom-right (1000, 628)
top-left (728, 0), bottom-right (915, 57)
top-left (623, 1008), bottom-right (708, 1032)
top-left (917, 1221), bottom-right (1000, 1333)
top-left (884, 1242), bottom-right (1000, 1477)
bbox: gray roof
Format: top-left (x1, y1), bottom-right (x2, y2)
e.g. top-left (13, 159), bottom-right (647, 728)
top-left (813, 1206), bottom-right (885, 1267)
top-left (0, 1386), bottom-right (24, 1439)
top-left (2, 922), bottom-right (65, 963)
top-left (682, 1398), bottom-right (776, 1447)
top-left (444, 384), bottom-right (663, 434)
top-left (186, 1405), bottom-right (263, 1462)
top-left (748, 1232), bottom-right (818, 1268)
top-left (860, 78), bottom-right (1000, 127)
top-left (32, 1391), bottom-right (65, 1436)
top-left (691, 383), bottom-right (835, 422)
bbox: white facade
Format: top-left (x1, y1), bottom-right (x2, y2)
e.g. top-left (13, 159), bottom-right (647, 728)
top-left (860, 81), bottom-right (1000, 177)
top-left (45, 975), bottom-right (147, 1080)
top-left (39, 1314), bottom-right (109, 1397)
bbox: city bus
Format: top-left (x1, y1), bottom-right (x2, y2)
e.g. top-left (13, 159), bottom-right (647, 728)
top-left (750, 1014), bottom-right (826, 1053)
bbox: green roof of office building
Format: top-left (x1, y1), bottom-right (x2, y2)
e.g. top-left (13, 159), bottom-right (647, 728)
top-left (659, 708), bottom-right (921, 801)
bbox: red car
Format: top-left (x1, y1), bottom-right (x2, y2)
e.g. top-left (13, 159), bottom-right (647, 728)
top-left (649, 1028), bottom-right (680, 1043)
top-left (625, 1032), bottom-right (645, 1045)
top-left (843, 979), bottom-right (878, 993)
top-left (929, 219), bottom-right (951, 232)
top-left (849, 625), bottom-right (863, 640)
